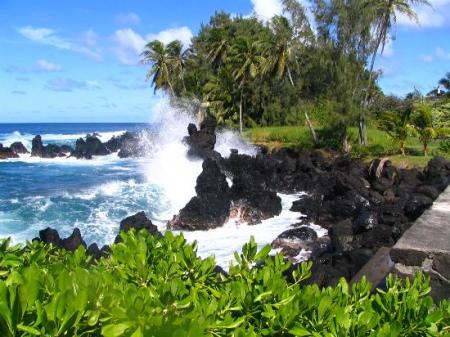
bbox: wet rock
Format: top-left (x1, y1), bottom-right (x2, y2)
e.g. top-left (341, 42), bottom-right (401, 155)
top-left (290, 194), bottom-right (323, 219)
top-left (229, 199), bottom-right (264, 225)
top-left (168, 159), bottom-right (231, 230)
top-left (120, 211), bottom-right (158, 233)
top-left (39, 227), bottom-right (61, 246)
top-left (184, 115), bottom-right (218, 160)
top-left (72, 135), bottom-right (110, 159)
top-left (10, 141), bottom-right (28, 154)
top-left (115, 131), bottom-right (149, 158)
top-left (230, 173), bottom-right (282, 221)
top-left (31, 135), bottom-right (66, 158)
top-left (38, 227), bottom-right (86, 252)
top-left (0, 144), bottom-right (19, 159)
top-left (61, 228), bottom-right (87, 251)
top-left (87, 243), bottom-right (110, 259)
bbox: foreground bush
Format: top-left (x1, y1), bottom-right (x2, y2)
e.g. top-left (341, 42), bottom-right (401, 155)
top-left (0, 230), bottom-right (449, 336)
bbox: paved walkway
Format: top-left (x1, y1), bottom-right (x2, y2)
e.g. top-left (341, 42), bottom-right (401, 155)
top-left (390, 185), bottom-right (450, 301)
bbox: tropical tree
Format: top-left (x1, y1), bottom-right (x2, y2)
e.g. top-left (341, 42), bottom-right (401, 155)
top-left (410, 103), bottom-right (437, 155)
top-left (263, 15), bottom-right (318, 145)
top-left (378, 104), bottom-right (412, 155)
top-left (359, 0), bottom-right (430, 145)
top-left (166, 40), bottom-right (187, 94)
top-left (206, 27), bottom-right (230, 68)
top-left (230, 37), bottom-right (264, 133)
top-left (141, 40), bottom-right (175, 95)
top-left (203, 69), bottom-right (235, 125)
top-left (438, 72), bottom-right (450, 94)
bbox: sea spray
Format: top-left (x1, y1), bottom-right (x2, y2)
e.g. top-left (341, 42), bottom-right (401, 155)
top-left (141, 97), bottom-right (259, 220)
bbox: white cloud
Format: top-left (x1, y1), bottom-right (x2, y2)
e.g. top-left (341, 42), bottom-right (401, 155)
top-left (146, 26), bottom-right (193, 46)
top-left (36, 59), bottom-right (63, 72)
top-left (80, 29), bottom-right (98, 47)
top-left (17, 26), bottom-right (102, 61)
top-left (419, 47), bottom-right (450, 62)
top-left (112, 26), bottom-right (193, 65)
top-left (251, 0), bottom-right (283, 21)
top-left (112, 28), bottom-right (146, 65)
top-left (435, 47), bottom-right (450, 59)
top-left (397, 0), bottom-right (450, 28)
top-left (116, 12), bottom-right (141, 25)
top-left (45, 78), bottom-right (101, 92)
top-left (419, 54), bottom-right (434, 62)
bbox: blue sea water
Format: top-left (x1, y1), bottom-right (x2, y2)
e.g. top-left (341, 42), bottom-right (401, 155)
top-left (0, 120), bottom-right (318, 267)
top-left (0, 123), bottom-right (167, 246)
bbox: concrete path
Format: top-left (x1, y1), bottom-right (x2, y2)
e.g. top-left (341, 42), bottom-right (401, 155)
top-left (390, 185), bottom-right (450, 301)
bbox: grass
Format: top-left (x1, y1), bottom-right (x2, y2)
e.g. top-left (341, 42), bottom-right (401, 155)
top-left (244, 125), bottom-right (449, 168)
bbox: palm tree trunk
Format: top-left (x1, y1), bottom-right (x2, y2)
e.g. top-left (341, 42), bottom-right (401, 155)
top-left (400, 140), bottom-right (405, 156)
top-left (341, 126), bottom-right (350, 154)
top-left (304, 111), bottom-right (318, 146)
top-left (287, 64), bottom-right (318, 146)
top-left (360, 20), bottom-right (388, 146)
top-left (239, 91), bottom-right (243, 134)
top-left (424, 142), bottom-right (428, 156)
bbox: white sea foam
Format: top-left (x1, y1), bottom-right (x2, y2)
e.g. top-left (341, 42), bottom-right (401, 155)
top-left (215, 129), bottom-right (258, 157)
top-left (0, 130), bottom-right (126, 151)
top-left (1, 98), bottom-right (326, 268)
top-left (153, 193), bottom-right (327, 267)
top-left (2, 152), bottom-right (124, 165)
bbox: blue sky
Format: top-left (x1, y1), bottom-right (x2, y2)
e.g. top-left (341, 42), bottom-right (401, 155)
top-left (0, 0), bottom-right (449, 122)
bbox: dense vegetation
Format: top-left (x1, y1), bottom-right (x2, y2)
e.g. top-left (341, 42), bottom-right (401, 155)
top-left (140, 0), bottom-right (449, 157)
top-left (0, 230), bottom-right (449, 336)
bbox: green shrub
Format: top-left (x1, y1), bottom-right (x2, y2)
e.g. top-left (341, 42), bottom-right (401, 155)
top-left (0, 231), bottom-right (449, 336)
top-left (437, 138), bottom-right (450, 155)
top-left (351, 144), bottom-right (386, 159)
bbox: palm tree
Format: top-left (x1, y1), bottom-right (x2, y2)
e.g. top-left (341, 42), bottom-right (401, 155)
top-left (410, 103), bottom-right (437, 156)
top-left (263, 15), bottom-right (318, 145)
top-left (166, 40), bottom-right (187, 94)
top-left (230, 37), bottom-right (264, 133)
top-left (206, 28), bottom-right (229, 68)
top-left (141, 40), bottom-right (175, 95)
top-left (359, 0), bottom-right (430, 145)
top-left (438, 72), bottom-right (450, 94)
top-left (378, 106), bottom-right (412, 156)
top-left (203, 71), bottom-right (235, 125)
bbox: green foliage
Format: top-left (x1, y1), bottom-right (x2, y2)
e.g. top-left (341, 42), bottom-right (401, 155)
top-left (431, 100), bottom-right (450, 129)
top-left (438, 138), bottom-right (450, 155)
top-left (410, 103), bottom-right (439, 155)
top-left (377, 102), bottom-right (412, 155)
top-left (0, 231), bottom-right (449, 336)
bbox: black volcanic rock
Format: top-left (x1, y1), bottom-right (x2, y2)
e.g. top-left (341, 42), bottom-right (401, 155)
top-left (39, 227), bottom-right (62, 246)
top-left (10, 141), bottom-right (28, 154)
top-left (0, 143), bottom-right (19, 159)
top-left (31, 135), bottom-right (66, 158)
top-left (230, 173), bottom-right (282, 223)
top-left (184, 115), bottom-right (219, 160)
top-left (168, 159), bottom-right (231, 230)
top-left (72, 135), bottom-right (110, 159)
top-left (38, 227), bottom-right (86, 252)
top-left (61, 228), bottom-right (87, 251)
top-left (120, 211), bottom-right (158, 233)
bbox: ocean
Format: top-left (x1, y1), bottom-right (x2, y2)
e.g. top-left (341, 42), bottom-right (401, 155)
top-left (0, 113), bottom-right (323, 266)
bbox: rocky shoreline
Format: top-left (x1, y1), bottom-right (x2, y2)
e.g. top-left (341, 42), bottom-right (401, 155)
top-left (0, 129), bottom-right (151, 160)
top-left (8, 117), bottom-right (450, 287)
